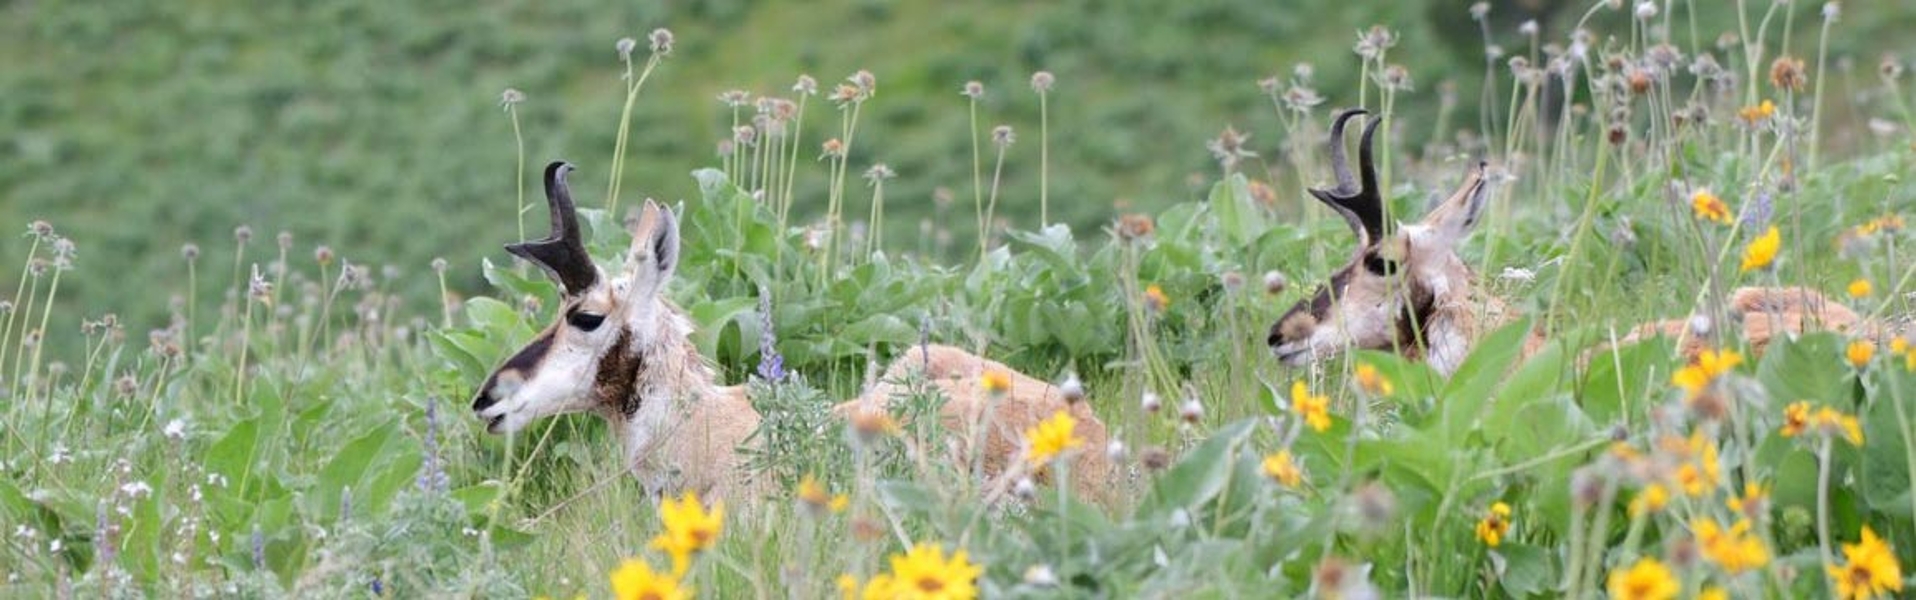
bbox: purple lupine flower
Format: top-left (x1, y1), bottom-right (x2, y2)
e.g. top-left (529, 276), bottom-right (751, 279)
top-left (754, 289), bottom-right (786, 383)
top-left (417, 398), bottom-right (449, 493)
top-left (1741, 189), bottom-right (1773, 229)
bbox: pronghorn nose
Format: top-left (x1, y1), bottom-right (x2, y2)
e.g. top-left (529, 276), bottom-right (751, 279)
top-left (471, 385), bottom-right (498, 412)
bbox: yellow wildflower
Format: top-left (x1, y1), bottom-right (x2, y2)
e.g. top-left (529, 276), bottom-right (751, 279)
top-left (1814, 406), bottom-right (1865, 446)
top-left (1782, 401), bottom-right (1812, 437)
top-left (1694, 517), bottom-right (1770, 574)
top-left (1739, 226), bottom-right (1781, 272)
top-left (862, 543), bottom-right (982, 600)
top-left (1738, 100), bottom-right (1777, 124)
top-left (1353, 363), bottom-right (1394, 396)
top-left (1291, 380), bottom-right (1332, 432)
top-left (1891, 336), bottom-right (1910, 356)
top-left (1143, 284), bottom-right (1170, 313)
top-left (609, 558), bottom-right (691, 600)
top-left (1726, 481), bottom-right (1769, 519)
top-left (1848, 340), bottom-right (1875, 368)
top-left (1674, 431), bottom-right (1721, 497)
top-left (1023, 410), bottom-right (1082, 467)
top-left (1673, 348), bottom-right (1742, 398)
top-left (1262, 450), bottom-right (1304, 487)
top-left (1475, 502), bottom-right (1513, 548)
top-left (650, 492), bottom-right (723, 576)
top-left (1691, 189), bottom-right (1732, 224)
top-left (837, 574), bottom-right (861, 600)
top-left (1698, 586), bottom-right (1729, 600)
top-left (1848, 278), bottom-right (1873, 298)
top-left (797, 474), bottom-right (850, 516)
top-left (979, 370), bottom-right (1012, 396)
top-left (1607, 557), bottom-right (1679, 600)
top-left (1630, 483), bottom-right (1670, 516)
top-left (1828, 526), bottom-right (1903, 600)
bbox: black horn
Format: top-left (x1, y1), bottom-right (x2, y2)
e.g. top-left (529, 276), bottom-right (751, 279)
top-left (506, 161), bottom-right (600, 295)
top-left (1308, 109), bottom-right (1389, 246)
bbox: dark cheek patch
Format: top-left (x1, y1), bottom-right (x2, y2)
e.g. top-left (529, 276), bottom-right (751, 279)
top-left (592, 329), bottom-right (646, 417)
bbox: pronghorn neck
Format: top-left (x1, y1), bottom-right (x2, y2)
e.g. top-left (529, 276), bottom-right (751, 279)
top-left (604, 299), bottom-right (722, 474)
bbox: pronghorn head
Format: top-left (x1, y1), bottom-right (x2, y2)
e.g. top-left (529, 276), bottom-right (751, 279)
top-left (1268, 108), bottom-right (1492, 367)
top-left (472, 161), bottom-right (694, 434)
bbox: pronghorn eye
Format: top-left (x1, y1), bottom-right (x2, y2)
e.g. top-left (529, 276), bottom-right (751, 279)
top-left (1362, 253), bottom-right (1400, 276)
top-left (567, 312), bottom-right (607, 332)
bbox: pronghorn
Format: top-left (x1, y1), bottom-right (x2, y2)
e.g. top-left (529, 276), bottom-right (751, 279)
top-left (470, 162), bottom-right (1111, 500)
top-left (1267, 108), bottom-right (1870, 375)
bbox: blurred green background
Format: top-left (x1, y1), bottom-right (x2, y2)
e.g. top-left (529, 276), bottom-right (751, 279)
top-left (3, 0), bottom-right (1909, 332)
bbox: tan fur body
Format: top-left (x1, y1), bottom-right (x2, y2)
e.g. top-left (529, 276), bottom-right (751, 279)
top-left (837, 345), bottom-right (1114, 501)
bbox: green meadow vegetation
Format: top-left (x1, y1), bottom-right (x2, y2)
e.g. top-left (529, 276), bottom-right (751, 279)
top-left (6, 0), bottom-right (1916, 598)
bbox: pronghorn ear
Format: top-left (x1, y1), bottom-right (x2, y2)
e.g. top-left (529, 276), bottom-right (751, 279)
top-left (1418, 161), bottom-right (1491, 248)
top-left (625, 200), bottom-right (681, 295)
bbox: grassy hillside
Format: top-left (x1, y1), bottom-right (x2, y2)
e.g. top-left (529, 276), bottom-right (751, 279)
top-left (8, 0), bottom-right (1907, 335)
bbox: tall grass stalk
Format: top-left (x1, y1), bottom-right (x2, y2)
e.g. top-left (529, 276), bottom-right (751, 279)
top-left (606, 34), bottom-right (672, 217)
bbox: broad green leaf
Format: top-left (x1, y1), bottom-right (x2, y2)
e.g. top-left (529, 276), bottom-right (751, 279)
top-left (1441, 317), bottom-right (1535, 442)
top-left (1142, 419), bottom-right (1256, 518)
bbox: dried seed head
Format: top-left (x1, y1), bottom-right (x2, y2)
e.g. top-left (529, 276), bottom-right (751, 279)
top-left (1178, 396), bottom-right (1204, 424)
top-left (1058, 373), bottom-right (1085, 404)
top-left (1116, 213), bottom-right (1155, 241)
top-left (234, 225), bottom-right (253, 244)
top-left (114, 375), bottom-right (139, 398)
top-left (1263, 270), bottom-right (1289, 295)
top-left (615, 37), bottom-right (637, 61)
top-left (1105, 439), bottom-right (1127, 463)
top-left (793, 74), bottom-right (818, 96)
top-left (1220, 271), bottom-right (1245, 291)
top-left (1206, 125), bottom-right (1256, 170)
top-left (1353, 25), bottom-right (1396, 60)
top-left (863, 163), bottom-right (895, 184)
top-left (1881, 55), bottom-right (1905, 82)
top-left (28, 220), bottom-right (54, 240)
top-left (1012, 477), bottom-right (1038, 501)
top-left (1822, 2), bottom-right (1839, 21)
top-left (1634, 1), bottom-right (1657, 19)
top-left (820, 138), bottom-right (845, 159)
top-left (499, 88), bottom-right (525, 111)
top-left (1141, 391), bottom-right (1162, 414)
top-left (1030, 71), bottom-right (1054, 93)
top-left (1139, 446), bottom-right (1171, 471)
top-left (1518, 19), bottom-right (1539, 36)
top-left (314, 245), bottom-right (335, 266)
top-left (181, 243), bottom-right (200, 261)
top-left (430, 257), bottom-right (448, 273)
top-left (1770, 56), bottom-right (1808, 91)
top-left (1469, 1), bottom-right (1490, 20)
top-left (717, 90), bottom-right (751, 108)
top-left (1381, 64), bottom-right (1413, 91)
top-left (733, 124), bottom-right (757, 147)
top-left (961, 80), bottom-right (984, 99)
top-left (648, 28), bottom-right (674, 55)
top-left (991, 125), bottom-right (1016, 148)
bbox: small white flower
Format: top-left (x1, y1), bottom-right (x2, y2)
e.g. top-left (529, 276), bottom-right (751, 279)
top-left (1634, 1), bottom-right (1658, 19)
top-left (48, 539), bottom-right (63, 554)
top-left (163, 419), bottom-right (188, 440)
top-left (1498, 267), bottom-right (1537, 282)
top-left (1822, 1), bottom-right (1839, 20)
top-left (1141, 392), bottom-right (1162, 413)
top-left (1058, 373), bottom-right (1085, 404)
top-left (1178, 397), bottom-right (1204, 423)
top-left (1023, 564), bottom-right (1059, 587)
top-left (12, 525), bottom-right (37, 540)
top-left (1013, 477), bottom-right (1038, 501)
top-left (119, 481), bottom-right (153, 499)
top-left (207, 473), bottom-right (228, 488)
top-left (48, 446), bottom-right (71, 465)
top-left (1169, 508), bottom-right (1192, 529)
top-left (1105, 439), bottom-right (1128, 462)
